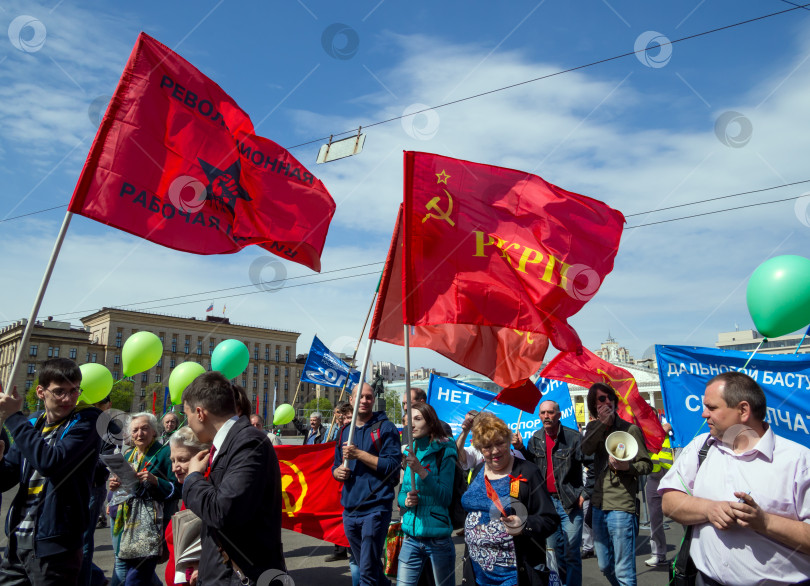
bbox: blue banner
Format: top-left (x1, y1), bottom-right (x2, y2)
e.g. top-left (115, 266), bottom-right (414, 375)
top-left (426, 374), bottom-right (578, 445)
top-left (301, 336), bottom-right (361, 388)
top-left (656, 345), bottom-right (810, 449)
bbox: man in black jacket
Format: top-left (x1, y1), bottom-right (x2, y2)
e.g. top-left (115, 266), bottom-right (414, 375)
top-left (0, 358), bottom-right (101, 586)
top-left (515, 400), bottom-right (592, 586)
top-left (292, 411), bottom-right (327, 444)
top-left (183, 371), bottom-right (286, 585)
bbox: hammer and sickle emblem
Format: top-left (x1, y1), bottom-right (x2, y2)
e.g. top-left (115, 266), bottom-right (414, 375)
top-left (279, 460), bottom-right (308, 518)
top-left (513, 330), bottom-right (535, 344)
top-left (421, 189), bottom-right (455, 227)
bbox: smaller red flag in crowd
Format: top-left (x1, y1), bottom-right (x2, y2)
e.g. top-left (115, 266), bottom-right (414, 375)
top-left (495, 378), bottom-right (543, 414)
top-left (273, 442), bottom-right (349, 547)
top-left (541, 348), bottom-right (667, 452)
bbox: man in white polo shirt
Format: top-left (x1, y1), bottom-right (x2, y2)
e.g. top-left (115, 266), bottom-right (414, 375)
top-left (660, 371), bottom-right (810, 586)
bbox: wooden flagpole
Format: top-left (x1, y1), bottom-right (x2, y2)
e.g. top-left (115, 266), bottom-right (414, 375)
top-left (343, 339), bottom-right (374, 467)
top-left (4, 211), bottom-right (74, 395)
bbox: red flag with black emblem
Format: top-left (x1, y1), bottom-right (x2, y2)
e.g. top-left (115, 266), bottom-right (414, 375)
top-left (541, 348), bottom-right (667, 452)
top-left (68, 32), bottom-right (335, 271)
top-left (370, 152), bottom-right (624, 387)
top-left (274, 442), bottom-right (348, 547)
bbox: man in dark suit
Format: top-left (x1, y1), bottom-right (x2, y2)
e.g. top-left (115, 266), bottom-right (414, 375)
top-left (182, 372), bottom-right (286, 585)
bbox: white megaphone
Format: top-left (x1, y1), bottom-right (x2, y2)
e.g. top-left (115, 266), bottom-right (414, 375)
top-left (605, 431), bottom-right (638, 462)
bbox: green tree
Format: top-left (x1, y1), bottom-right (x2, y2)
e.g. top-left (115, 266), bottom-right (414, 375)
top-left (302, 397), bottom-right (332, 412)
top-left (110, 381), bottom-right (134, 412)
top-left (384, 389), bottom-right (402, 425)
top-left (25, 379), bottom-right (40, 412)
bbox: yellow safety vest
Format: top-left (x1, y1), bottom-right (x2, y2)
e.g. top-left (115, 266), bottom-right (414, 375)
top-left (650, 437), bottom-right (673, 473)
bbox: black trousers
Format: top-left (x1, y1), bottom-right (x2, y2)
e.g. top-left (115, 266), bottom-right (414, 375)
top-left (0, 545), bottom-right (83, 586)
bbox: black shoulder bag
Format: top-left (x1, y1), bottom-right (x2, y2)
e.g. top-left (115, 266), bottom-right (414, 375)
top-left (669, 437), bottom-right (712, 586)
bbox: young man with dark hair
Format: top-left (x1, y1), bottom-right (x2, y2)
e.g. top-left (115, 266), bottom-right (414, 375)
top-left (0, 357), bottom-right (101, 586)
top-left (182, 371), bottom-right (286, 585)
top-left (332, 383), bottom-right (401, 586)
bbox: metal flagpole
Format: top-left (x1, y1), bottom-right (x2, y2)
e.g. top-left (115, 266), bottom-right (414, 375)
top-left (343, 339), bottom-right (374, 467)
top-left (403, 325), bottom-right (415, 489)
top-left (4, 211), bottom-right (74, 395)
top-left (794, 325), bottom-right (810, 354)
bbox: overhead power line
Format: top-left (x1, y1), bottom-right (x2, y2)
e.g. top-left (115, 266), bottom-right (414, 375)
top-left (5, 2), bottom-right (810, 224)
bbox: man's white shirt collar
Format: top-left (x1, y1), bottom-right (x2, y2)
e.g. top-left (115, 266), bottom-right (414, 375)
top-left (211, 415), bottom-right (239, 462)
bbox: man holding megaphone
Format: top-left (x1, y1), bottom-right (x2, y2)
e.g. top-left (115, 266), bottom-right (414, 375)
top-left (581, 383), bottom-right (652, 586)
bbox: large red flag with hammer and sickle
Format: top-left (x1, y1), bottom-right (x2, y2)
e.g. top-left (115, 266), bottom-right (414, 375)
top-left (541, 348), bottom-right (667, 452)
top-left (68, 32), bottom-right (335, 271)
top-left (274, 442), bottom-right (348, 547)
top-left (370, 152), bottom-right (625, 388)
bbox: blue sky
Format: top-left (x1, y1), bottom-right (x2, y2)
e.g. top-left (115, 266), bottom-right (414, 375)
top-left (2, 0), bottom-right (810, 376)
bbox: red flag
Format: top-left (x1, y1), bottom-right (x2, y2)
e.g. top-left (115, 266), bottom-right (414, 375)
top-left (68, 32), bottom-right (335, 272)
top-left (274, 442), bottom-right (348, 547)
top-left (151, 389), bottom-right (156, 415)
top-left (541, 348), bottom-right (666, 452)
top-left (495, 378), bottom-right (543, 413)
top-left (402, 151), bottom-right (624, 354)
top-left (370, 206), bottom-right (550, 388)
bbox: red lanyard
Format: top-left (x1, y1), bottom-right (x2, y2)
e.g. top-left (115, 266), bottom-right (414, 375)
top-left (485, 473), bottom-right (528, 517)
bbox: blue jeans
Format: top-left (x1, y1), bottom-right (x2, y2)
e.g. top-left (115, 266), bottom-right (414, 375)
top-left (547, 496), bottom-right (583, 586)
top-left (396, 535), bottom-right (455, 586)
top-left (79, 485), bottom-right (108, 586)
top-left (591, 508), bottom-right (637, 586)
top-left (343, 510), bottom-right (392, 586)
top-left (121, 556), bottom-right (158, 586)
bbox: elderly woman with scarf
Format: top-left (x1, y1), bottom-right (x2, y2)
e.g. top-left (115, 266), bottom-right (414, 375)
top-left (109, 412), bottom-right (177, 585)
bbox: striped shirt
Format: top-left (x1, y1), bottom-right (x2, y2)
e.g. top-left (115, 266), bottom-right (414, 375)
top-left (14, 420), bottom-right (61, 550)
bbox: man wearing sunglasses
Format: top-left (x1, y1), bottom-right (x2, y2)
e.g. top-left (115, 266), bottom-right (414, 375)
top-left (0, 358), bottom-right (101, 585)
top-left (581, 383), bottom-right (651, 586)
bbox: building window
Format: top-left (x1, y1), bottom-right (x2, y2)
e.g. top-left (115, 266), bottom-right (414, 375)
top-left (275, 348), bottom-right (280, 361)
top-left (116, 331), bottom-right (122, 348)
top-left (141, 373), bottom-right (148, 383)
top-left (91, 353), bottom-right (97, 363)
top-left (170, 358), bottom-right (176, 368)
top-left (209, 340), bottom-right (215, 355)
top-left (27, 363), bottom-right (35, 375)
top-left (253, 380), bottom-right (258, 389)
top-left (254, 347), bottom-right (259, 360)
top-left (264, 381), bottom-right (268, 389)
top-left (29, 344), bottom-right (37, 357)
top-left (113, 370), bottom-right (119, 379)
top-left (241, 378), bottom-right (246, 387)
top-left (264, 366), bottom-right (269, 376)
top-left (114, 355), bottom-right (120, 365)
top-left (252, 393), bottom-right (257, 402)
top-left (159, 335), bottom-right (164, 344)
top-left (264, 347), bottom-right (270, 361)
top-left (69, 348), bottom-right (77, 359)
top-left (86, 353), bottom-right (91, 362)
top-left (184, 343), bottom-right (189, 354)
top-left (25, 380), bottom-right (33, 390)
top-left (171, 337), bottom-right (177, 353)
top-left (157, 358), bottom-right (162, 367)
top-left (275, 366), bottom-right (279, 376)
top-left (196, 341), bottom-right (202, 355)
top-left (253, 364), bottom-right (258, 375)
top-left (285, 349), bottom-right (290, 362)
top-left (53, 347), bottom-right (59, 357)
top-left (140, 390), bottom-right (146, 398)
top-left (284, 368), bottom-right (289, 377)
top-left (284, 381), bottom-right (289, 391)
top-left (140, 403), bottom-right (146, 411)
top-left (47, 346), bottom-right (53, 358)
top-left (155, 374), bottom-right (161, 383)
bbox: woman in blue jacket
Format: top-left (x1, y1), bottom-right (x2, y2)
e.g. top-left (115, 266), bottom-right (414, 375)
top-left (397, 402), bottom-right (458, 586)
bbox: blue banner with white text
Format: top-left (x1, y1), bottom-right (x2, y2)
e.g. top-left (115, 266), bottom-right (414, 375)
top-left (301, 336), bottom-right (361, 388)
top-left (656, 345), bottom-right (810, 449)
top-left (426, 374), bottom-right (578, 445)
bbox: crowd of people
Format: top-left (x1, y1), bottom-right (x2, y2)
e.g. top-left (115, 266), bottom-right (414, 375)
top-left (0, 357), bottom-right (807, 585)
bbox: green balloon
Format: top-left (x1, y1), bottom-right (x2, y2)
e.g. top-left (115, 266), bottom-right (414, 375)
top-left (211, 339), bottom-right (250, 380)
top-left (747, 255), bottom-right (810, 338)
top-left (169, 362), bottom-right (206, 405)
top-left (273, 403), bottom-right (295, 426)
top-left (79, 363), bottom-right (113, 404)
top-left (122, 331), bottom-right (163, 377)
